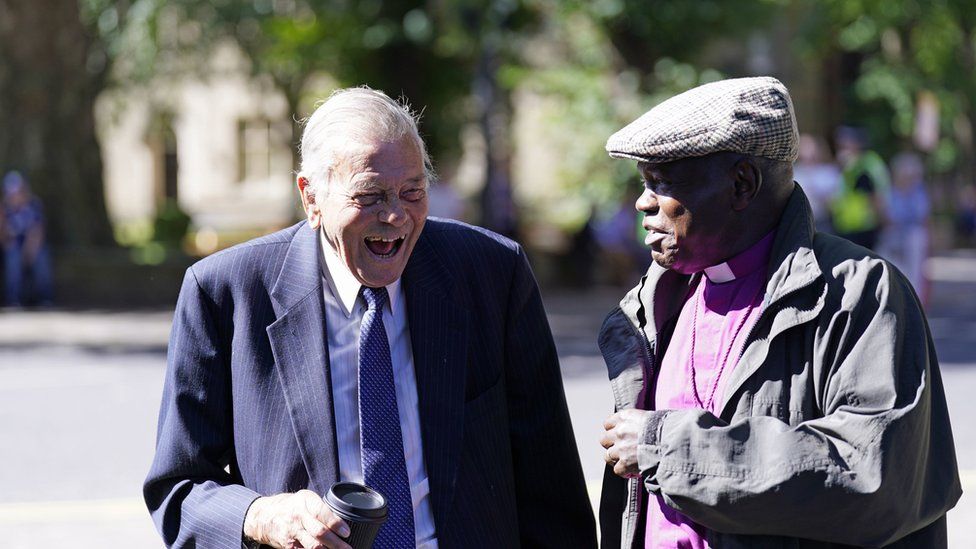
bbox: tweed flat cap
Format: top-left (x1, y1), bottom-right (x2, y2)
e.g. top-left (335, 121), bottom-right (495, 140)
top-left (606, 76), bottom-right (798, 164)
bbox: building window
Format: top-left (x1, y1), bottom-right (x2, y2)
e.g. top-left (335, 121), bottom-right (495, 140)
top-left (238, 118), bottom-right (274, 183)
top-left (148, 111), bottom-right (179, 203)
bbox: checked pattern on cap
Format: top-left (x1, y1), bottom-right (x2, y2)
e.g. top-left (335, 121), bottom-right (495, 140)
top-left (358, 286), bottom-right (415, 548)
top-left (605, 76), bottom-right (799, 164)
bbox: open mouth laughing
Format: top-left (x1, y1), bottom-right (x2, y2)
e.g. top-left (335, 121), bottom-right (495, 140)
top-left (364, 234), bottom-right (406, 258)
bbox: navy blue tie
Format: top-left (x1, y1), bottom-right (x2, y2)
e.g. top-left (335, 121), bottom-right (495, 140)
top-left (358, 286), bottom-right (415, 548)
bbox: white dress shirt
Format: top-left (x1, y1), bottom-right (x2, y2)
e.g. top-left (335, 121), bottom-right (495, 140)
top-left (319, 231), bottom-right (438, 548)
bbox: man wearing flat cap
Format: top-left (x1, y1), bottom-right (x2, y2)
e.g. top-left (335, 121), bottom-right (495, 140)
top-left (598, 77), bottom-right (961, 548)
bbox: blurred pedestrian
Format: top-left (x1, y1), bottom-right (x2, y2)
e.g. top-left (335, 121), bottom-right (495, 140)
top-left (792, 133), bottom-right (840, 233)
top-left (596, 193), bottom-right (650, 286)
top-left (563, 205), bottom-right (601, 287)
top-left (879, 152), bottom-right (930, 303)
top-left (144, 87), bottom-right (596, 549)
top-left (956, 184), bottom-right (976, 247)
top-left (830, 126), bottom-right (890, 249)
top-left (598, 77), bottom-right (960, 549)
top-left (2, 171), bottom-right (53, 307)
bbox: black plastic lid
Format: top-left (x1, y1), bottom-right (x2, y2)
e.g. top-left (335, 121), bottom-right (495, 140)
top-left (326, 482), bottom-right (388, 520)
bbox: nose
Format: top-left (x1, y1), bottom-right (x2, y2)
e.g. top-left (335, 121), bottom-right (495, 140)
top-left (635, 188), bottom-right (658, 214)
top-left (380, 198), bottom-right (407, 226)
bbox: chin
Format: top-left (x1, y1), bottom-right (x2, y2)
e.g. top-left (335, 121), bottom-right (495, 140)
top-left (652, 249), bottom-right (678, 271)
top-left (358, 273), bottom-right (400, 288)
top-left (357, 263), bottom-right (408, 288)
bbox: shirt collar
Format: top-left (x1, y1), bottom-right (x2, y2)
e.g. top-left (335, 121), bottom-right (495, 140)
top-left (319, 228), bottom-right (400, 317)
top-left (702, 230), bottom-right (776, 284)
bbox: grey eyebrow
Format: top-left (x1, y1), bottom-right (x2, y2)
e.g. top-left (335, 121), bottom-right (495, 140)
top-left (348, 181), bottom-right (384, 193)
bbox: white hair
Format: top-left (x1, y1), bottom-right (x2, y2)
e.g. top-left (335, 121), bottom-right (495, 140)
top-left (299, 87), bottom-right (434, 197)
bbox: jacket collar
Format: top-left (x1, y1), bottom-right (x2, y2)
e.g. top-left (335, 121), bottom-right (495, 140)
top-left (717, 187), bottom-right (826, 415)
top-left (267, 222), bottom-right (339, 495)
top-left (763, 186), bottom-right (822, 305)
top-left (401, 225), bottom-right (470, 532)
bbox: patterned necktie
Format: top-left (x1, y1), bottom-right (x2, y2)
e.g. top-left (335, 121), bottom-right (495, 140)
top-left (358, 286), bottom-right (415, 548)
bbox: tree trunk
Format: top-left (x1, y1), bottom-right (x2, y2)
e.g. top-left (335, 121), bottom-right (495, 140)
top-left (0, 0), bottom-right (114, 248)
top-left (474, 39), bottom-right (517, 239)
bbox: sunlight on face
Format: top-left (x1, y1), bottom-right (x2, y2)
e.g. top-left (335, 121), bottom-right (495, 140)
top-left (313, 136), bottom-right (429, 287)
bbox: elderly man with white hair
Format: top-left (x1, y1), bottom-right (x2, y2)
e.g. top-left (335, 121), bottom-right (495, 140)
top-left (145, 87), bottom-right (596, 549)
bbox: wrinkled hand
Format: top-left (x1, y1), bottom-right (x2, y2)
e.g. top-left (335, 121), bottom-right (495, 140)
top-left (243, 490), bottom-right (352, 549)
top-left (600, 409), bottom-right (649, 479)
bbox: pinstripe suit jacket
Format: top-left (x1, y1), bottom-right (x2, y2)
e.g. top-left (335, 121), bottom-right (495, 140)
top-left (144, 219), bottom-right (597, 548)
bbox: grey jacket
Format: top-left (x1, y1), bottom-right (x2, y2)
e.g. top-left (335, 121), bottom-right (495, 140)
top-left (598, 188), bottom-right (961, 548)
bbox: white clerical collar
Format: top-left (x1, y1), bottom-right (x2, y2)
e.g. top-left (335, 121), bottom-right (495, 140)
top-left (319, 228), bottom-right (400, 318)
top-left (703, 262), bottom-right (737, 283)
top-left (701, 231), bottom-right (777, 284)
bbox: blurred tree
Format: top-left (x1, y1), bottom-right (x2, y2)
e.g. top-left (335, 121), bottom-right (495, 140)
top-left (450, 0), bottom-right (533, 237)
top-left (795, 0), bottom-right (976, 179)
top-left (519, 0), bottom-right (976, 213)
top-left (145, 0), bottom-right (540, 237)
top-left (508, 0), bottom-right (776, 223)
top-left (0, 0), bottom-right (119, 247)
top-left (583, 0), bottom-right (776, 82)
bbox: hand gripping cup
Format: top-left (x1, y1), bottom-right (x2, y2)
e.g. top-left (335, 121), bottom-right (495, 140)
top-left (325, 482), bottom-right (389, 548)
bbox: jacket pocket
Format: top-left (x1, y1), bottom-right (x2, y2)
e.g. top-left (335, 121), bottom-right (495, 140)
top-left (464, 378), bottom-right (505, 421)
top-left (751, 398), bottom-right (807, 426)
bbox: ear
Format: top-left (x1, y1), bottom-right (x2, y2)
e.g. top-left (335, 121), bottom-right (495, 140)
top-left (297, 176), bottom-right (321, 229)
top-left (731, 157), bottom-right (762, 211)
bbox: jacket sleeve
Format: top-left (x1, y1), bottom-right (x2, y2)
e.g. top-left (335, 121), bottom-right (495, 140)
top-left (504, 246), bottom-right (598, 548)
top-left (143, 267), bottom-right (260, 548)
top-left (637, 261), bottom-right (962, 547)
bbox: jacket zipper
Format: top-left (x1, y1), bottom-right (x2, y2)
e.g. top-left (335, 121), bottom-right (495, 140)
top-left (625, 319), bottom-right (656, 546)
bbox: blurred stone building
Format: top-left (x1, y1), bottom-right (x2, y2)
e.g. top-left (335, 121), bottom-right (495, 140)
top-left (96, 44), bottom-right (297, 255)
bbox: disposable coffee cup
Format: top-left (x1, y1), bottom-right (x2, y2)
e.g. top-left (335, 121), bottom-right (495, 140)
top-left (325, 481), bottom-right (388, 548)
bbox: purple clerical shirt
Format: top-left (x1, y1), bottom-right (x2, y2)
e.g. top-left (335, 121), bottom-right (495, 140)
top-left (645, 231), bottom-right (775, 549)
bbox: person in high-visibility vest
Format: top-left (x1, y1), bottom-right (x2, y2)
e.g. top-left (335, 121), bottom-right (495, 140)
top-left (831, 126), bottom-right (890, 250)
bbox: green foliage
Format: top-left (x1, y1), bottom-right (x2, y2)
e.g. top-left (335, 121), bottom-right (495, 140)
top-left (105, 0), bottom-right (543, 168)
top-left (79, 0), bottom-right (175, 83)
top-left (577, 0), bottom-right (778, 77)
top-left (77, 0), bottom-right (976, 233)
top-left (506, 0), bottom-right (772, 225)
top-left (152, 198), bottom-right (192, 248)
top-left (797, 0), bottom-right (976, 171)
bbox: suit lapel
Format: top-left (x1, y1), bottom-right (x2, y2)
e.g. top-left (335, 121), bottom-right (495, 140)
top-left (266, 223), bottom-right (339, 495)
top-left (402, 231), bottom-right (469, 533)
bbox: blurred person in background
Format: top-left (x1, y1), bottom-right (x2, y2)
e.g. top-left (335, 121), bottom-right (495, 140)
top-left (2, 171), bottom-right (53, 307)
top-left (564, 204), bottom-right (601, 287)
top-left (597, 77), bottom-right (960, 549)
top-left (879, 152), bottom-right (930, 304)
top-left (830, 125), bottom-right (890, 249)
top-left (956, 184), bottom-right (976, 247)
top-left (792, 133), bottom-right (840, 233)
top-left (597, 191), bottom-right (651, 286)
top-left (144, 87), bottom-right (595, 549)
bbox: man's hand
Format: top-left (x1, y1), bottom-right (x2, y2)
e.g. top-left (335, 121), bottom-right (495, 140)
top-left (600, 409), bottom-right (650, 479)
top-left (243, 490), bottom-right (352, 549)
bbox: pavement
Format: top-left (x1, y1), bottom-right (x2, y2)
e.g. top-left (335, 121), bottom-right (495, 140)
top-left (1, 251), bottom-right (975, 547)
